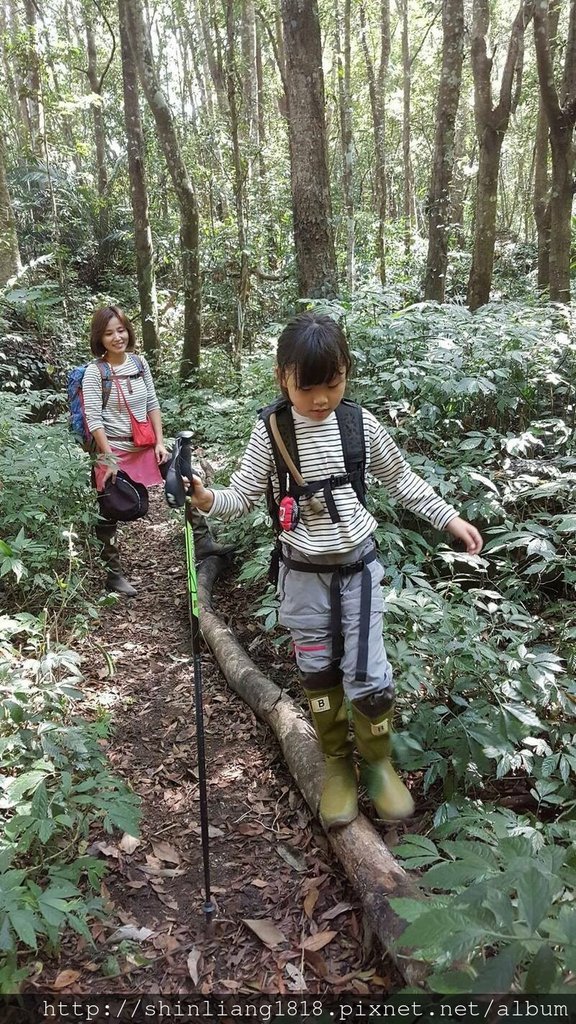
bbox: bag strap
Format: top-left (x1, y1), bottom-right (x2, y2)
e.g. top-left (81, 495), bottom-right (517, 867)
top-left (269, 413), bottom-right (306, 487)
top-left (110, 368), bottom-right (131, 415)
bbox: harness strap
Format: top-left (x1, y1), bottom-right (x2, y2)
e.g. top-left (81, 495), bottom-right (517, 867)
top-left (282, 546), bottom-right (378, 682)
top-left (291, 470), bottom-right (364, 524)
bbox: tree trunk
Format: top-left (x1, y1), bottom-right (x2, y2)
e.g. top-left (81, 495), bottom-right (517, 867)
top-left (533, 100), bottom-right (551, 289)
top-left (548, 129), bottom-right (575, 303)
top-left (126, 0), bottom-right (201, 376)
top-left (467, 130), bottom-right (504, 309)
top-left (197, 556), bottom-right (427, 987)
top-left (242, 0), bottom-right (258, 160)
top-left (359, 0), bottom-right (390, 286)
top-left (533, 0), bottom-right (576, 304)
top-left (118, 0), bottom-right (159, 361)
top-left (226, 0), bottom-right (250, 371)
top-left (336, 0), bottom-right (355, 292)
top-left (255, 19), bottom-right (267, 186)
top-left (186, 5), bottom-right (212, 118)
top-left (85, 21), bottom-right (110, 242)
top-left (198, 0), bottom-right (228, 116)
top-left (23, 0), bottom-right (43, 158)
top-left (423, 0), bottom-right (464, 302)
top-left (398, 0), bottom-right (413, 254)
top-left (280, 0), bottom-right (338, 299)
top-left (450, 112), bottom-right (468, 248)
top-left (466, 0), bottom-right (530, 311)
top-left (0, 135), bottom-right (21, 284)
top-left (7, 0), bottom-right (34, 154)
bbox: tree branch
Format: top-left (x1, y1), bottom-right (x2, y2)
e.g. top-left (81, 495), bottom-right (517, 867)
top-left (497, 0), bottom-right (532, 119)
top-left (256, 6), bottom-right (288, 100)
top-left (89, 0), bottom-right (116, 94)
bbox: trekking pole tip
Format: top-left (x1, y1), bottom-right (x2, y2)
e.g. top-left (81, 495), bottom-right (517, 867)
top-left (203, 899), bottom-right (217, 927)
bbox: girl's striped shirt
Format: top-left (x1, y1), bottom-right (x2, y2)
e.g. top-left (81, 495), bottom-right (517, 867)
top-left (205, 404), bottom-right (458, 556)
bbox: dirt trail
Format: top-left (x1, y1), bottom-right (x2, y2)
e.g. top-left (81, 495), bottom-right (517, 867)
top-left (60, 492), bottom-right (399, 996)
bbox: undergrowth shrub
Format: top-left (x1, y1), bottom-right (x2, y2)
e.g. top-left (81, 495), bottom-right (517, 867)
top-left (0, 393), bottom-right (97, 619)
top-left (0, 394), bottom-right (140, 990)
top-left (0, 613), bottom-right (140, 991)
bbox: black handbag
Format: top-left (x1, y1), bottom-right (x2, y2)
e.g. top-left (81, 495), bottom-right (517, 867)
top-left (97, 470), bottom-right (149, 522)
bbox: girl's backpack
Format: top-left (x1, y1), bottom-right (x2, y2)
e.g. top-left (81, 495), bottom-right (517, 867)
top-left (67, 355), bottom-right (145, 449)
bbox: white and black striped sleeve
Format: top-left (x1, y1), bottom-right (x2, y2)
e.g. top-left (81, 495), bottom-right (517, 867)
top-left (140, 355), bottom-right (160, 412)
top-left (82, 362), bottom-right (105, 433)
top-left (366, 410), bottom-right (458, 531)
top-left (208, 419), bottom-right (274, 520)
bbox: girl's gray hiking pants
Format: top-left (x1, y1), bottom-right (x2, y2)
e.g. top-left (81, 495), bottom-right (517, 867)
top-left (277, 539), bottom-right (395, 703)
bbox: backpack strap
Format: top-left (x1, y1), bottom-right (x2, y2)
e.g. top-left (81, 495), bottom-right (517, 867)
top-left (127, 353), bottom-right (145, 374)
top-left (335, 399), bottom-right (366, 506)
top-left (96, 360), bottom-right (113, 412)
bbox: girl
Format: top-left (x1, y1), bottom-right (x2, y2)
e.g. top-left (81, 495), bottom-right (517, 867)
top-left (186, 312), bottom-right (483, 828)
top-left (83, 305), bottom-right (227, 596)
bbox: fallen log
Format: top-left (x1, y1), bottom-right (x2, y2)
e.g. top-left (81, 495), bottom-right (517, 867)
top-left (197, 556), bottom-right (427, 988)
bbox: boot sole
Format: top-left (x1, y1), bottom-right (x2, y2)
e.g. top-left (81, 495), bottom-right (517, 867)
top-left (320, 808), bottom-right (359, 830)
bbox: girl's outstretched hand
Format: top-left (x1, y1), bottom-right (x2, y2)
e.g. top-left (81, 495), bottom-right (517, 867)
top-left (446, 516), bottom-right (483, 555)
top-left (184, 474), bottom-right (215, 513)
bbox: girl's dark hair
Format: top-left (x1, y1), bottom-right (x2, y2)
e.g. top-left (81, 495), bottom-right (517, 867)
top-left (276, 312), bottom-right (352, 390)
top-left (90, 306), bottom-right (136, 358)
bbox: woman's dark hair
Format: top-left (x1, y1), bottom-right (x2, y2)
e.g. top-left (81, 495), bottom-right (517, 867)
top-left (276, 312), bottom-right (352, 391)
top-left (90, 306), bottom-right (136, 358)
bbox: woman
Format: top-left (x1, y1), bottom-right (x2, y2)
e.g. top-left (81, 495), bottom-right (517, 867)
top-left (83, 305), bottom-right (228, 596)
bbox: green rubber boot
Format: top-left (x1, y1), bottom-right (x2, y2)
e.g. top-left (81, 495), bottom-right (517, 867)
top-left (351, 694), bottom-right (415, 822)
top-left (302, 667), bottom-right (358, 830)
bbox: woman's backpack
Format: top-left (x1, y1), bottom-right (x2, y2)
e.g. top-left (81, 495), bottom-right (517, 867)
top-left (67, 355), bottom-right (145, 449)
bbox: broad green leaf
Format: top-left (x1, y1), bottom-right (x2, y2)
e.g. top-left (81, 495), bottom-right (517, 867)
top-left (389, 897), bottom-right (433, 924)
top-left (553, 515), bottom-right (576, 532)
top-left (5, 770), bottom-right (48, 804)
top-left (427, 968), bottom-right (476, 994)
top-left (0, 916), bottom-right (14, 952)
top-left (556, 907), bottom-right (576, 944)
top-left (472, 942), bottom-right (524, 993)
top-left (482, 888), bottom-right (515, 933)
top-left (394, 835), bottom-right (440, 867)
top-left (422, 860), bottom-right (487, 889)
top-left (396, 908), bottom-right (483, 952)
top-left (516, 868), bottom-right (553, 932)
top-left (7, 909), bottom-right (38, 949)
top-left (524, 944), bottom-right (558, 994)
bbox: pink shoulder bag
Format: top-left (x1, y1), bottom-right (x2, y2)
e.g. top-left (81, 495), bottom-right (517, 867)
top-left (112, 368), bottom-right (157, 448)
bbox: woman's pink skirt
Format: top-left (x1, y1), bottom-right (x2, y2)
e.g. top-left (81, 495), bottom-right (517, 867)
top-left (93, 446), bottom-right (164, 491)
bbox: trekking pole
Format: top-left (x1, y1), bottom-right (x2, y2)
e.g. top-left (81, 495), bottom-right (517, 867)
top-left (164, 431), bottom-right (216, 925)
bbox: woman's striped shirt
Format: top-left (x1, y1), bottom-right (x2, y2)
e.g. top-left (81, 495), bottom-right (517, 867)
top-left (82, 354), bottom-right (160, 453)
top-left (206, 404), bottom-right (458, 556)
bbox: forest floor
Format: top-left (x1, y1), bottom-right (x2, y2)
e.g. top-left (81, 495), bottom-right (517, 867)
top-left (40, 492), bottom-right (403, 998)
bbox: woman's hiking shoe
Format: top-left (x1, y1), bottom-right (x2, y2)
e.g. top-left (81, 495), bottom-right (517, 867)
top-left (106, 572), bottom-right (137, 597)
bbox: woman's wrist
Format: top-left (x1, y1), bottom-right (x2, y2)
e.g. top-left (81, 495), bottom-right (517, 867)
top-left (96, 450), bottom-right (117, 465)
